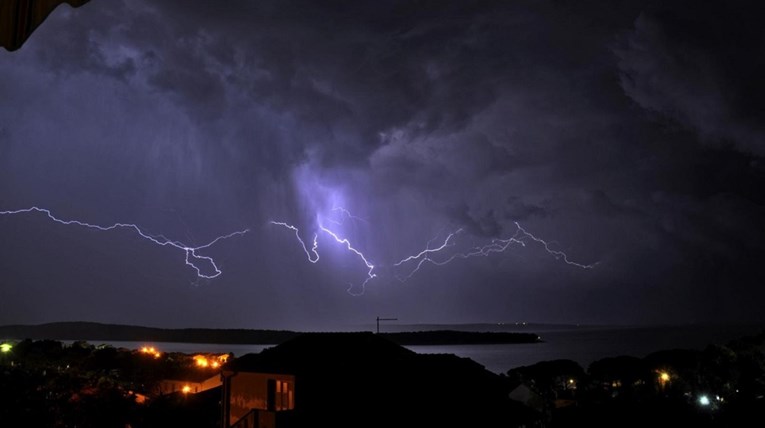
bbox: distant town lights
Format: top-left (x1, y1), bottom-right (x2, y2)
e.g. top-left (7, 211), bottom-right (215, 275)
top-left (193, 354), bottom-right (228, 369)
top-left (194, 355), bottom-right (209, 368)
top-left (139, 346), bottom-right (161, 358)
top-left (698, 395), bottom-right (711, 406)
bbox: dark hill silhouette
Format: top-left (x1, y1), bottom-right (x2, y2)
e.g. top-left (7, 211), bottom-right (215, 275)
top-left (224, 332), bottom-right (537, 427)
top-left (0, 321), bottom-right (541, 345)
top-left (0, 322), bottom-right (298, 344)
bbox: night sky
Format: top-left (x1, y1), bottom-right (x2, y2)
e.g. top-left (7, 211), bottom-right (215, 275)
top-left (1, 0), bottom-right (764, 330)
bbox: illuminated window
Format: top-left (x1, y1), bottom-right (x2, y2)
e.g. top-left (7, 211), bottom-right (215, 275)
top-left (275, 380), bottom-right (294, 411)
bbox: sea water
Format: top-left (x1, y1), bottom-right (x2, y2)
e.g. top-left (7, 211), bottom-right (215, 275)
top-left (84, 324), bottom-right (764, 375)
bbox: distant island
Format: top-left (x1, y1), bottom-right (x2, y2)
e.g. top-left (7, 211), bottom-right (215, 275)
top-left (0, 322), bottom-right (541, 345)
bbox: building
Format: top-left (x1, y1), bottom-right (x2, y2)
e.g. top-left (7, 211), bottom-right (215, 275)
top-left (222, 332), bottom-right (534, 428)
top-left (157, 372), bottom-right (222, 396)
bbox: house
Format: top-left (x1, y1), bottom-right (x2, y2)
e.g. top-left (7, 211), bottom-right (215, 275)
top-left (509, 382), bottom-right (546, 413)
top-left (222, 332), bottom-right (535, 428)
top-left (157, 372), bottom-right (221, 396)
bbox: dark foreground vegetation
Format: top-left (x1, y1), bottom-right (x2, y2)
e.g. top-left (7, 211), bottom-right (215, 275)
top-left (0, 330), bottom-right (763, 427)
top-left (506, 331), bottom-right (765, 427)
top-left (0, 340), bottom-right (221, 427)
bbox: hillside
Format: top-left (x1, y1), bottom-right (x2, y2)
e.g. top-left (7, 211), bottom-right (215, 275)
top-left (0, 322), bottom-right (541, 345)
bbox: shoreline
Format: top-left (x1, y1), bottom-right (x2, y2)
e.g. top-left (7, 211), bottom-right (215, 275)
top-left (0, 321), bottom-right (542, 346)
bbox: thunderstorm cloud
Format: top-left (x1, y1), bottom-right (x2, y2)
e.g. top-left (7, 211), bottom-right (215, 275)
top-left (0, 0), bottom-right (763, 329)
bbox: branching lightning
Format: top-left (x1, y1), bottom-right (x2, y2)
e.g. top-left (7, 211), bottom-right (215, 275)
top-left (2, 201), bottom-right (594, 292)
top-left (269, 209), bottom-right (376, 294)
top-left (394, 222), bottom-right (597, 280)
top-left (0, 206), bottom-right (249, 279)
top-left (269, 221), bottom-right (320, 263)
top-left (271, 202), bottom-right (595, 294)
top-left (331, 206), bottom-right (368, 224)
top-left (512, 222), bottom-right (596, 269)
top-left (393, 229), bottom-right (463, 267)
top-left (269, 201), bottom-right (597, 295)
top-left (318, 223), bottom-right (376, 294)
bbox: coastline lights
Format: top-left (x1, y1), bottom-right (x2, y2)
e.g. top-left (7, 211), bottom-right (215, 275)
top-left (194, 354), bottom-right (229, 369)
top-left (698, 394), bottom-right (711, 406)
top-left (657, 370), bottom-right (671, 388)
top-left (139, 346), bottom-right (161, 358)
top-left (696, 394), bottom-right (723, 408)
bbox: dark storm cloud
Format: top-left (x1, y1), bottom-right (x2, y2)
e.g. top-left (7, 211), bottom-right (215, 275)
top-left (0, 0), bottom-right (763, 328)
top-left (615, 1), bottom-right (765, 155)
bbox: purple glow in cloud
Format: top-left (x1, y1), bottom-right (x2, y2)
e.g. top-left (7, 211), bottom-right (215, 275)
top-left (271, 201), bottom-right (595, 294)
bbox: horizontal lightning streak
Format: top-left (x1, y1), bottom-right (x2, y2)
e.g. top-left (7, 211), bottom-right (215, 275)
top-left (0, 206), bottom-right (249, 279)
top-left (272, 208), bottom-right (596, 292)
top-left (512, 222), bottom-right (597, 269)
top-left (331, 206), bottom-right (368, 224)
top-left (394, 229), bottom-right (462, 267)
top-left (3, 205), bottom-right (595, 290)
top-left (395, 222), bottom-right (596, 280)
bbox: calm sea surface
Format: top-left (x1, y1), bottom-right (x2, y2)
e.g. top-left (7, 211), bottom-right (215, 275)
top-left (89, 324), bottom-right (764, 375)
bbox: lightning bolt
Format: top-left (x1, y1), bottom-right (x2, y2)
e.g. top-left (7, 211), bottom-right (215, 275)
top-left (269, 213), bottom-right (377, 295)
top-left (272, 208), bottom-right (596, 292)
top-left (331, 206), bottom-right (368, 224)
top-left (511, 222), bottom-right (596, 269)
top-left (394, 222), bottom-right (596, 280)
top-left (393, 229), bottom-right (462, 280)
top-left (0, 206), bottom-right (249, 279)
top-left (393, 228), bottom-right (463, 267)
top-left (269, 206), bottom-right (377, 296)
top-left (318, 223), bottom-right (376, 295)
top-left (268, 221), bottom-right (319, 263)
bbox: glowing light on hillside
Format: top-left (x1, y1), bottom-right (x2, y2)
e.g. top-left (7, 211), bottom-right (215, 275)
top-left (655, 369), bottom-right (672, 389)
top-left (182, 385), bottom-right (192, 394)
top-left (0, 343), bottom-right (11, 353)
top-left (698, 395), bottom-right (710, 406)
top-left (139, 346), bottom-right (161, 358)
top-left (193, 354), bottom-right (228, 369)
top-left (194, 355), bottom-right (209, 367)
